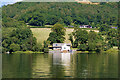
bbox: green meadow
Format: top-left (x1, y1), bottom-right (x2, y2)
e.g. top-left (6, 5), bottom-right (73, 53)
top-left (30, 28), bottom-right (74, 44)
top-left (30, 28), bottom-right (99, 44)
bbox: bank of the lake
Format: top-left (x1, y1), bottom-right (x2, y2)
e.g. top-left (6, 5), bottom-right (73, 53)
top-left (76, 51), bottom-right (95, 53)
top-left (72, 46), bottom-right (118, 54)
top-left (102, 48), bottom-right (118, 54)
top-left (12, 51), bottom-right (44, 54)
top-left (11, 47), bottom-right (118, 54)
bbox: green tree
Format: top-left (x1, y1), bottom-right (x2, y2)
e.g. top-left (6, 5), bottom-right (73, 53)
top-left (47, 32), bottom-right (57, 45)
top-left (2, 17), bottom-right (26, 28)
top-left (9, 43), bottom-right (20, 52)
top-left (106, 28), bottom-right (118, 47)
top-left (46, 15), bottom-right (59, 25)
top-left (88, 41), bottom-right (96, 51)
top-left (32, 44), bottom-right (42, 52)
top-left (64, 16), bottom-right (72, 25)
top-left (2, 26), bottom-right (38, 53)
top-left (88, 31), bottom-right (98, 51)
top-left (88, 31), bottom-right (103, 51)
top-left (2, 2), bottom-right (118, 27)
top-left (99, 24), bottom-right (110, 32)
top-left (47, 23), bottom-right (66, 44)
top-left (69, 33), bottom-right (74, 47)
top-left (29, 14), bottom-right (46, 26)
top-left (43, 41), bottom-right (49, 53)
top-left (77, 43), bottom-right (87, 51)
top-left (72, 28), bottom-right (88, 47)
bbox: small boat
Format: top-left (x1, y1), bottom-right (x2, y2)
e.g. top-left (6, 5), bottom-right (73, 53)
top-left (61, 50), bottom-right (69, 53)
top-left (6, 51), bottom-right (10, 54)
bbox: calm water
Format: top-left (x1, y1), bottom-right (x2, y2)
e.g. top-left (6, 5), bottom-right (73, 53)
top-left (3, 53), bottom-right (118, 78)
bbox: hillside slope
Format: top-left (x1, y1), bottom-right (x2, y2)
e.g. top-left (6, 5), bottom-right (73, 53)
top-left (30, 28), bottom-right (99, 44)
top-left (2, 2), bottom-right (118, 27)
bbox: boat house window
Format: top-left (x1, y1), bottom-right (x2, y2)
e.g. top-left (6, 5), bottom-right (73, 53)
top-left (64, 47), bottom-right (66, 49)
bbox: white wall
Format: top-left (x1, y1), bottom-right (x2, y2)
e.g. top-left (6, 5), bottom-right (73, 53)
top-left (61, 44), bottom-right (70, 51)
top-left (53, 47), bottom-right (61, 50)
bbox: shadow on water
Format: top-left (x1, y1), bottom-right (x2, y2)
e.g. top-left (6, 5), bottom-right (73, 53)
top-left (2, 52), bottom-right (118, 78)
top-left (118, 50), bottom-right (120, 78)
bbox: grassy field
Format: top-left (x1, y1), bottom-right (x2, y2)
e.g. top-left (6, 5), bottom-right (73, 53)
top-left (30, 28), bottom-right (99, 44)
top-left (30, 28), bottom-right (73, 44)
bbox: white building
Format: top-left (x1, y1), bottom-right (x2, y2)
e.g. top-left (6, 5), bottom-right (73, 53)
top-left (53, 43), bottom-right (71, 52)
top-left (79, 25), bottom-right (92, 28)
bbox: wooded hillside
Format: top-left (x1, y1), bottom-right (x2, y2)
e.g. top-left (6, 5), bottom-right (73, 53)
top-left (2, 2), bottom-right (118, 27)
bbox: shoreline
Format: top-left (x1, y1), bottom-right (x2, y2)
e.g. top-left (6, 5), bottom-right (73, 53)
top-left (5, 48), bottom-right (118, 54)
top-left (12, 51), bottom-right (44, 54)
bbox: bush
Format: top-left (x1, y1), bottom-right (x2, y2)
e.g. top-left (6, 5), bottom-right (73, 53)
top-left (32, 44), bottom-right (43, 52)
top-left (9, 43), bottom-right (20, 52)
top-left (77, 44), bottom-right (87, 51)
top-left (43, 40), bottom-right (49, 53)
top-left (43, 47), bottom-right (49, 53)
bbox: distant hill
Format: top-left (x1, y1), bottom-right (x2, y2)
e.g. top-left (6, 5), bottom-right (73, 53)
top-left (2, 2), bottom-right (118, 27)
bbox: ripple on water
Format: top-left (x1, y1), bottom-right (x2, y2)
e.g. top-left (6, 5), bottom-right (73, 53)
top-left (64, 76), bottom-right (73, 78)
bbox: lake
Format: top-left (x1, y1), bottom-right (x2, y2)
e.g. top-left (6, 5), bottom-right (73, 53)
top-left (2, 53), bottom-right (118, 78)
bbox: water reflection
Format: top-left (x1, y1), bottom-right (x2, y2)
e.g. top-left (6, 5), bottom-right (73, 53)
top-left (52, 53), bottom-right (73, 78)
top-left (53, 53), bottom-right (61, 65)
top-left (2, 53), bottom-right (118, 78)
top-left (3, 54), bottom-right (33, 78)
top-left (61, 53), bottom-right (71, 66)
top-left (53, 53), bottom-right (71, 66)
top-left (31, 54), bottom-right (52, 78)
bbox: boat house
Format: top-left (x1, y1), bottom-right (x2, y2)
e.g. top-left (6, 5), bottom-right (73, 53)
top-left (53, 43), bottom-right (71, 52)
top-left (79, 25), bottom-right (92, 28)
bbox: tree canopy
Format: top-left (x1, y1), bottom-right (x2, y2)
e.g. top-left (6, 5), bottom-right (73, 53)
top-left (47, 24), bottom-right (66, 44)
top-left (2, 2), bottom-right (118, 27)
top-left (2, 27), bottom-right (37, 53)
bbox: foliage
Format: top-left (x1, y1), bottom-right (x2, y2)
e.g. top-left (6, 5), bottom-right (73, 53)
top-left (88, 31), bottom-right (98, 51)
top-left (64, 16), bottom-right (72, 25)
top-left (72, 28), bottom-right (88, 48)
top-left (99, 24), bottom-right (111, 32)
top-left (69, 33), bottom-right (73, 46)
top-left (77, 43), bottom-right (87, 51)
top-left (2, 2), bottom-right (118, 27)
top-left (9, 43), bottom-right (20, 52)
top-left (28, 14), bottom-right (46, 26)
top-left (106, 28), bottom-right (118, 46)
top-left (51, 24), bottom-right (66, 36)
top-left (32, 44), bottom-right (43, 52)
top-left (70, 28), bottom-right (104, 52)
top-left (2, 27), bottom-right (38, 53)
top-left (70, 28), bottom-right (118, 52)
top-left (88, 41), bottom-right (96, 51)
top-left (43, 40), bottom-right (49, 53)
top-left (47, 24), bottom-right (66, 44)
top-left (2, 2), bottom-right (118, 53)
top-left (47, 32), bottom-right (58, 44)
top-left (31, 28), bottom-right (74, 44)
top-left (2, 17), bottom-right (26, 28)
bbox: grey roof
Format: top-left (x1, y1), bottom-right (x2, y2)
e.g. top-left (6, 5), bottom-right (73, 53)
top-left (53, 43), bottom-right (71, 47)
